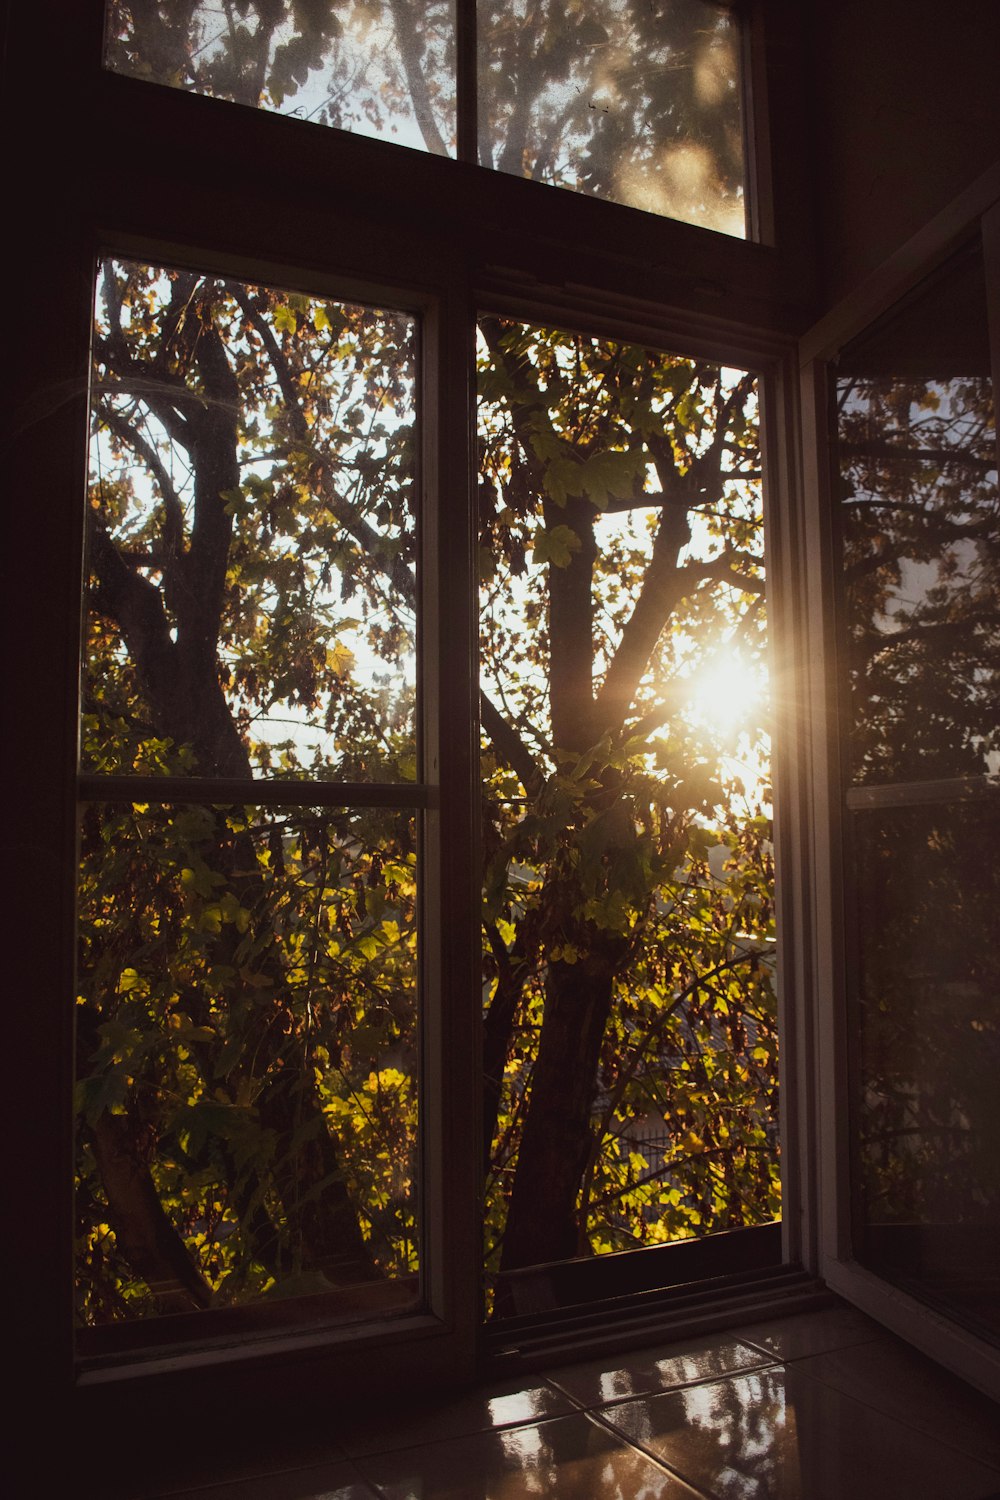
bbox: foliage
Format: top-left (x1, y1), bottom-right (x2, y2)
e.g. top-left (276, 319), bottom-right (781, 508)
top-left (476, 319), bottom-right (776, 1278)
top-left (838, 365), bottom-right (1000, 783)
top-left (852, 804), bottom-right (1000, 1232)
top-left (836, 273), bottom-right (1000, 1245)
top-left (77, 256), bottom-right (778, 1329)
top-left (479, 0), bottom-right (744, 229)
top-left (105, 0), bottom-right (744, 230)
top-left (76, 800), bottom-right (418, 1321)
top-left (78, 261), bottom-right (421, 1322)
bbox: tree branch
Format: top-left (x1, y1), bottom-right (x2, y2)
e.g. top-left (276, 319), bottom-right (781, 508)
top-left (677, 553), bottom-right (766, 597)
top-left (480, 690), bottom-right (543, 792)
top-left (592, 495), bottom-right (692, 732)
top-left (97, 402), bottom-right (187, 562)
top-left (387, 0), bottom-right (449, 156)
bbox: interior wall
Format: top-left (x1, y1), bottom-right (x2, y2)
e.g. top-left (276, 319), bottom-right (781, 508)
top-left (806, 0), bottom-right (1000, 305)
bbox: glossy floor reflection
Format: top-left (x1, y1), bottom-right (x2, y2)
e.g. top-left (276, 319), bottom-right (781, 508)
top-left (156, 1303), bottom-right (1000, 1499)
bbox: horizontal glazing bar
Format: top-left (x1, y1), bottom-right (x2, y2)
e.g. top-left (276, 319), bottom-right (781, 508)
top-left (78, 775), bottom-right (435, 809)
top-left (847, 775), bottom-right (1000, 811)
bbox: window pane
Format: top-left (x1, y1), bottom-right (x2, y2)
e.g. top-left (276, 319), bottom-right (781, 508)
top-left (479, 0), bottom-right (745, 234)
top-left (477, 321), bottom-right (777, 1299)
top-left (851, 802), bottom-right (1000, 1341)
top-left (837, 243), bottom-right (1000, 786)
top-left (86, 260), bottom-right (417, 782)
top-left (104, 1), bottom-right (456, 156)
top-left (75, 802), bottom-right (418, 1339)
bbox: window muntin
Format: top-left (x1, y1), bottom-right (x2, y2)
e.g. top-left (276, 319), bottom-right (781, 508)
top-left (77, 259), bottom-right (426, 1342)
top-left (477, 319), bottom-right (777, 1299)
top-left (103, 0), bottom-right (747, 236)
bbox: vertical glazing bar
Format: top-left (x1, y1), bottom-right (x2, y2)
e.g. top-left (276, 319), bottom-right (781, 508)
top-left (3, 0), bottom-right (102, 1412)
top-left (456, 0), bottom-right (478, 166)
top-left (418, 263), bottom-right (481, 1364)
top-left (983, 201), bottom-right (1000, 479)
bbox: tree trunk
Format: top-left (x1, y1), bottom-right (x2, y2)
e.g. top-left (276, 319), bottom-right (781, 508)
top-left (500, 954), bottom-right (616, 1270)
top-left (90, 1112), bottom-right (214, 1314)
top-left (256, 1066), bottom-right (380, 1283)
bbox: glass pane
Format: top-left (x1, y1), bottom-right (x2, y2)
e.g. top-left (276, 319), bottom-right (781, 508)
top-left (837, 242), bottom-right (1000, 785)
top-left (85, 259), bottom-right (417, 782)
top-left (852, 803), bottom-right (1000, 1341)
top-left (477, 320), bottom-right (777, 1301)
top-left (104, 1), bottom-right (456, 156)
top-left (479, 0), bottom-right (745, 235)
top-left (75, 802), bottom-right (418, 1339)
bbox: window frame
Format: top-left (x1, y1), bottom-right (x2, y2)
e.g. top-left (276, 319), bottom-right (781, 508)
top-left (75, 238), bottom-right (484, 1367)
top-left (5, 0), bottom-right (823, 1439)
top-left (798, 161), bottom-right (1000, 1402)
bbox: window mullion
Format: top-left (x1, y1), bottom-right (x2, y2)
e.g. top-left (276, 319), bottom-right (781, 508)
top-left (456, 0), bottom-right (478, 166)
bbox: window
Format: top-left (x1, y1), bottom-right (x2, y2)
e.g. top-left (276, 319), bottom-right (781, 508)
top-left (800, 189), bottom-right (1000, 1400)
top-left (77, 262), bottom-right (424, 1344)
top-left (834, 242), bottom-right (1000, 1344)
top-left (475, 319), bottom-right (779, 1312)
top-left (7, 0), bottom-right (821, 1421)
top-left (103, 0), bottom-right (748, 233)
top-left (75, 290), bottom-right (783, 1353)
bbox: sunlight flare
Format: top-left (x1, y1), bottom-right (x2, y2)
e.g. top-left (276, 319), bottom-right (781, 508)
top-left (685, 653), bottom-right (768, 739)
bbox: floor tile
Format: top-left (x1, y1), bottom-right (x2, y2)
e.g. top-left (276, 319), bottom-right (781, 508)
top-left (339, 1377), bottom-right (578, 1458)
top-left (792, 1336), bottom-right (1000, 1469)
top-left (601, 1364), bottom-right (1000, 1499)
top-left (547, 1332), bottom-right (775, 1407)
top-left (358, 1411), bottom-right (704, 1498)
top-left (155, 1458), bottom-right (379, 1499)
top-left (728, 1304), bottom-right (885, 1362)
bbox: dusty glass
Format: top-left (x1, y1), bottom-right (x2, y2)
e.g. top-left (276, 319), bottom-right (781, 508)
top-left (477, 318), bottom-right (776, 1304)
top-left (479, 0), bottom-right (746, 233)
top-left (104, 0), bottom-right (457, 155)
top-left (85, 259), bottom-right (418, 784)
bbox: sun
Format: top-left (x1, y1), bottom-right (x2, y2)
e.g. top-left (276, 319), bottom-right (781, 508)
top-left (684, 653), bottom-right (768, 739)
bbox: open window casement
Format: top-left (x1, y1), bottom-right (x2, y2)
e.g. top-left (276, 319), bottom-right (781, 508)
top-left (800, 170), bottom-right (1000, 1402)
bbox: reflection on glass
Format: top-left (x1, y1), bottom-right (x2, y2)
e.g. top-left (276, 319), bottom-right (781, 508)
top-left (837, 242), bottom-right (1000, 784)
top-left (85, 259), bottom-right (417, 782)
top-left (75, 802), bottom-right (418, 1332)
top-left (104, 0), bottom-right (456, 155)
top-left (853, 804), bottom-right (1000, 1340)
top-left (479, 0), bottom-right (745, 234)
top-left (477, 319), bottom-right (777, 1293)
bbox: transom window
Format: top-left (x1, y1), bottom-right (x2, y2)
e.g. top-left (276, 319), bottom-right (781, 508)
top-left (104, 0), bottom-right (747, 234)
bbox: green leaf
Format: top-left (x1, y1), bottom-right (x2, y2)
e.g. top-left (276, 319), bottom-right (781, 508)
top-left (531, 523), bottom-right (581, 568)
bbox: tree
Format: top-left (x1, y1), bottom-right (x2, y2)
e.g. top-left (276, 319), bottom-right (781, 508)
top-left (77, 256), bottom-right (778, 1325)
top-left (838, 364), bottom-right (1000, 784)
top-left (105, 0), bottom-right (744, 231)
top-left (77, 3), bottom-right (772, 1328)
top-left (477, 319), bottom-right (776, 1278)
top-left (835, 294), bottom-right (1000, 1253)
top-left (79, 264), bottom-right (422, 1319)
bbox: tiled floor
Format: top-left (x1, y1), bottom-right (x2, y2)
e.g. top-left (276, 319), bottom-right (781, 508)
top-left (154, 1304), bottom-right (1000, 1499)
